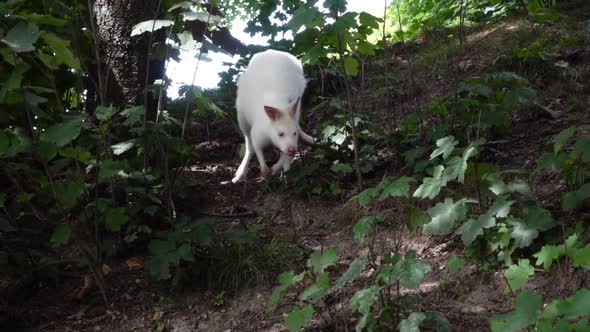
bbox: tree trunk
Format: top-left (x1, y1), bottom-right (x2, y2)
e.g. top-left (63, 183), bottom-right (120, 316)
top-left (90, 0), bottom-right (164, 120)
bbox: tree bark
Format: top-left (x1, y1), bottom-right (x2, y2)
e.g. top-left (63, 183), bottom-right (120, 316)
top-left (90, 0), bottom-right (164, 120)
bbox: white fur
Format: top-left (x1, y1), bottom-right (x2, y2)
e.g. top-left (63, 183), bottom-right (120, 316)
top-left (232, 49), bottom-right (315, 183)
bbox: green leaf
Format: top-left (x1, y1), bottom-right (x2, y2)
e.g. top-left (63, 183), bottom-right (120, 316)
top-left (353, 187), bottom-right (378, 206)
top-left (96, 105), bottom-right (118, 122)
top-left (358, 12), bottom-right (380, 29)
top-left (404, 147), bottom-right (425, 166)
top-left (350, 285), bottom-right (380, 315)
top-left (307, 247), bottom-right (337, 274)
top-left (35, 140), bottom-right (57, 162)
top-left (131, 19), bottom-right (174, 36)
top-left (376, 251), bottom-right (431, 289)
top-left (399, 312), bottom-right (426, 332)
top-left (269, 271), bottom-right (305, 309)
top-left (446, 257), bottom-right (466, 274)
top-left (0, 131), bottom-right (8, 156)
top-left (299, 272), bottom-right (330, 301)
top-left (289, 6), bottom-right (321, 33)
top-left (334, 256), bottom-right (367, 289)
top-left (424, 198), bottom-right (468, 235)
top-left (504, 259), bottom-right (534, 293)
top-left (121, 106), bottom-right (145, 126)
top-left (302, 45), bottom-right (328, 64)
top-left (57, 179), bottom-right (84, 209)
top-left (190, 217), bottom-right (215, 247)
top-left (508, 217), bottom-right (539, 249)
top-left (0, 218), bottom-right (15, 232)
top-left (552, 126), bottom-right (576, 154)
top-left (489, 195), bottom-right (515, 218)
top-left (104, 207), bottom-right (128, 232)
top-left (50, 223), bottom-right (70, 246)
top-left (99, 160), bottom-right (126, 180)
top-left (523, 206), bottom-right (557, 232)
top-left (353, 216), bottom-right (382, 245)
top-left (422, 311), bottom-right (452, 332)
top-left (535, 152), bottom-right (567, 173)
top-left (430, 136), bottom-right (458, 160)
top-left (331, 162), bottom-right (353, 174)
top-left (540, 288), bottom-right (590, 322)
top-left (379, 176), bottom-right (415, 199)
top-left (24, 13), bottom-right (67, 26)
top-left (490, 291), bottom-right (542, 332)
top-left (413, 165), bottom-right (445, 199)
top-left (571, 138), bottom-right (590, 162)
top-left (407, 207), bottom-right (431, 232)
top-left (284, 305), bottom-right (314, 332)
top-left (1, 21), bottom-right (40, 52)
top-left (0, 63), bottom-right (30, 101)
top-left (343, 56), bottom-right (359, 76)
top-left (40, 117), bottom-right (83, 147)
top-left (533, 235), bottom-right (578, 271)
top-left (443, 146), bottom-right (477, 183)
top-left (570, 243), bottom-right (590, 270)
top-left (40, 32), bottom-right (81, 70)
top-left (562, 184), bottom-right (590, 211)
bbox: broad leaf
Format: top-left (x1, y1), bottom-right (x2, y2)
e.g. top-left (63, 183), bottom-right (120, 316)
top-left (353, 187), bottom-right (378, 206)
top-left (299, 272), bottom-right (329, 301)
top-left (334, 256), bottom-right (367, 289)
top-left (121, 106), bottom-right (145, 126)
top-left (269, 271), bottom-right (301, 308)
top-left (99, 160), bottom-right (127, 180)
top-left (562, 184), bottom-right (590, 211)
top-left (104, 207), bottom-right (128, 231)
top-left (57, 179), bottom-right (84, 209)
top-left (413, 165), bottom-right (445, 199)
top-left (399, 312), bottom-right (426, 332)
top-left (523, 206), bottom-right (556, 232)
top-left (424, 198), bottom-right (468, 235)
top-left (96, 105), bottom-right (118, 122)
top-left (182, 12), bottom-right (222, 24)
top-left (331, 162), bottom-right (353, 174)
top-left (307, 247), bottom-right (337, 274)
top-left (552, 126), bottom-right (576, 154)
top-left (350, 285), bottom-right (380, 330)
top-left (111, 140), bottom-right (135, 155)
top-left (446, 256), bottom-right (466, 274)
top-left (343, 56), bottom-right (359, 76)
top-left (430, 136), bottom-right (458, 160)
top-left (540, 288), bottom-right (590, 322)
top-left (1, 21), bottom-right (40, 52)
top-left (40, 117), bottom-right (82, 147)
top-left (508, 218), bottom-right (539, 249)
top-left (570, 243), bottom-right (590, 270)
top-left (379, 176), bottom-right (415, 199)
top-left (131, 20), bottom-right (174, 36)
top-left (504, 259), bottom-right (534, 293)
top-left (285, 305), bottom-right (314, 332)
top-left (490, 291), bottom-right (542, 332)
top-left (40, 32), bottom-right (81, 70)
top-left (407, 207), bottom-right (431, 232)
top-left (353, 216), bottom-right (383, 245)
top-left (50, 223), bottom-right (70, 246)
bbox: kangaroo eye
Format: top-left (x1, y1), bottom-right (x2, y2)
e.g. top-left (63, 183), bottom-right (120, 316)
top-left (278, 132), bottom-right (285, 137)
top-left (293, 132), bottom-right (297, 136)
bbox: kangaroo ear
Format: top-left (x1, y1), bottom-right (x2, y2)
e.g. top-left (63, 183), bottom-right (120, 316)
top-left (288, 96), bottom-right (301, 118)
top-left (264, 106), bottom-right (282, 121)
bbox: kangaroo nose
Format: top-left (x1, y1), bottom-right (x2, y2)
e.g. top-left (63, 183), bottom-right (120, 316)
top-left (287, 147), bottom-right (296, 157)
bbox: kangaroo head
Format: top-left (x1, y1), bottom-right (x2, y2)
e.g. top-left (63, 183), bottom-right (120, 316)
top-left (264, 96), bottom-right (300, 157)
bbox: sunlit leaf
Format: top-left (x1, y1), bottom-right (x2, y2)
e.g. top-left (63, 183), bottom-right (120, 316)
top-left (424, 198), bottom-right (468, 235)
top-left (1, 21), bottom-right (40, 52)
top-left (131, 19), bottom-right (174, 36)
top-left (430, 136), bottom-right (458, 160)
top-left (307, 247), bottom-right (337, 274)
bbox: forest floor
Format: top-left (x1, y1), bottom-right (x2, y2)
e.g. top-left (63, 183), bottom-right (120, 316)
top-left (4, 9), bottom-right (590, 332)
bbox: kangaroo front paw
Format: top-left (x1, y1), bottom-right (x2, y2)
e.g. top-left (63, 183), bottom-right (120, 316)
top-left (260, 165), bottom-right (271, 179)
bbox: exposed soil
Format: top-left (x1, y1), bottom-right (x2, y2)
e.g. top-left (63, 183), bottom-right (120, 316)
top-left (2, 10), bottom-right (590, 332)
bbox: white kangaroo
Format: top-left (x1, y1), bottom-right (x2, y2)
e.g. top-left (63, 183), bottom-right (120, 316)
top-left (231, 49), bottom-right (316, 183)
